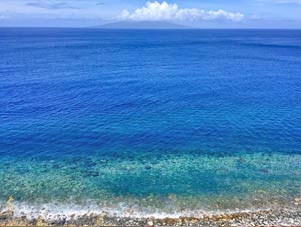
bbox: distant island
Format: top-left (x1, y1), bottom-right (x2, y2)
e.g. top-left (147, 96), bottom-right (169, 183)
top-left (97, 20), bottom-right (189, 29)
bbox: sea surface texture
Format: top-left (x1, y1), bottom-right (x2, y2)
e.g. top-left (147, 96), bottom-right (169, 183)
top-left (0, 29), bottom-right (301, 217)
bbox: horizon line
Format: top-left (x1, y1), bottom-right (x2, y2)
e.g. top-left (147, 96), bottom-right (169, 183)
top-left (1, 26), bottom-right (301, 30)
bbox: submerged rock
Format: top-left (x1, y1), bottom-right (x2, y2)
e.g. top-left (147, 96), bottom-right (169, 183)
top-left (83, 170), bottom-right (99, 177)
top-left (259, 168), bottom-right (269, 173)
top-left (238, 158), bottom-right (247, 164)
top-left (145, 165), bottom-right (152, 170)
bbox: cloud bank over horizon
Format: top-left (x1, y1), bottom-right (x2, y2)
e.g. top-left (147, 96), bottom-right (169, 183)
top-left (120, 1), bottom-right (244, 22)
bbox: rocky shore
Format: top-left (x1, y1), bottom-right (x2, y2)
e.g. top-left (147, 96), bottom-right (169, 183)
top-left (1, 207), bottom-right (301, 226)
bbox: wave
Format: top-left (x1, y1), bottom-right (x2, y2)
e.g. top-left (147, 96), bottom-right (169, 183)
top-left (1, 200), bottom-right (271, 220)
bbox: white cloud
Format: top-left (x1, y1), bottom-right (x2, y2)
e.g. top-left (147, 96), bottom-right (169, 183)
top-left (120, 1), bottom-right (244, 22)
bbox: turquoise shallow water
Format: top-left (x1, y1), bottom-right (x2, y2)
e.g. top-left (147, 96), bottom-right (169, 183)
top-left (0, 28), bottom-right (301, 215)
top-left (1, 151), bottom-right (301, 216)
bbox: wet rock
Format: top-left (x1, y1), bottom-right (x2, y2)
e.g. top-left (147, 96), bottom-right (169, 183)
top-left (147, 219), bottom-right (154, 226)
top-left (2, 206), bottom-right (301, 226)
top-left (0, 211), bottom-right (13, 221)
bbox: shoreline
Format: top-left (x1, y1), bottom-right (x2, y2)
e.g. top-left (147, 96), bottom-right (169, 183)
top-left (1, 206), bottom-right (301, 226)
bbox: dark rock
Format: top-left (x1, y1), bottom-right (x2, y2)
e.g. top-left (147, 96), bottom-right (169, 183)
top-left (145, 165), bottom-right (152, 170)
top-left (0, 211), bottom-right (13, 221)
top-left (81, 169), bottom-right (99, 177)
top-left (259, 168), bottom-right (269, 173)
top-left (52, 164), bottom-right (60, 169)
top-left (85, 161), bottom-right (97, 167)
top-left (238, 158), bottom-right (246, 164)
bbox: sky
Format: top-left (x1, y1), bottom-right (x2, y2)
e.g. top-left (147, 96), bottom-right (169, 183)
top-left (0, 0), bottom-right (300, 28)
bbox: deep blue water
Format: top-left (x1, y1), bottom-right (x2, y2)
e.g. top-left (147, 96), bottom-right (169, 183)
top-left (0, 28), bottom-right (301, 215)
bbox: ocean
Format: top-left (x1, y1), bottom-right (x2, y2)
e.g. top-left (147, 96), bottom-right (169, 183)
top-left (0, 28), bottom-right (300, 217)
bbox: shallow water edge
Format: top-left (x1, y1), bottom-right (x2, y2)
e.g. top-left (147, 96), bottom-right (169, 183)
top-left (1, 204), bottom-right (301, 226)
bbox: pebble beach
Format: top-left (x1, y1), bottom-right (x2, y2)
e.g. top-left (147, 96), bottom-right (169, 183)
top-left (1, 207), bottom-right (301, 226)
